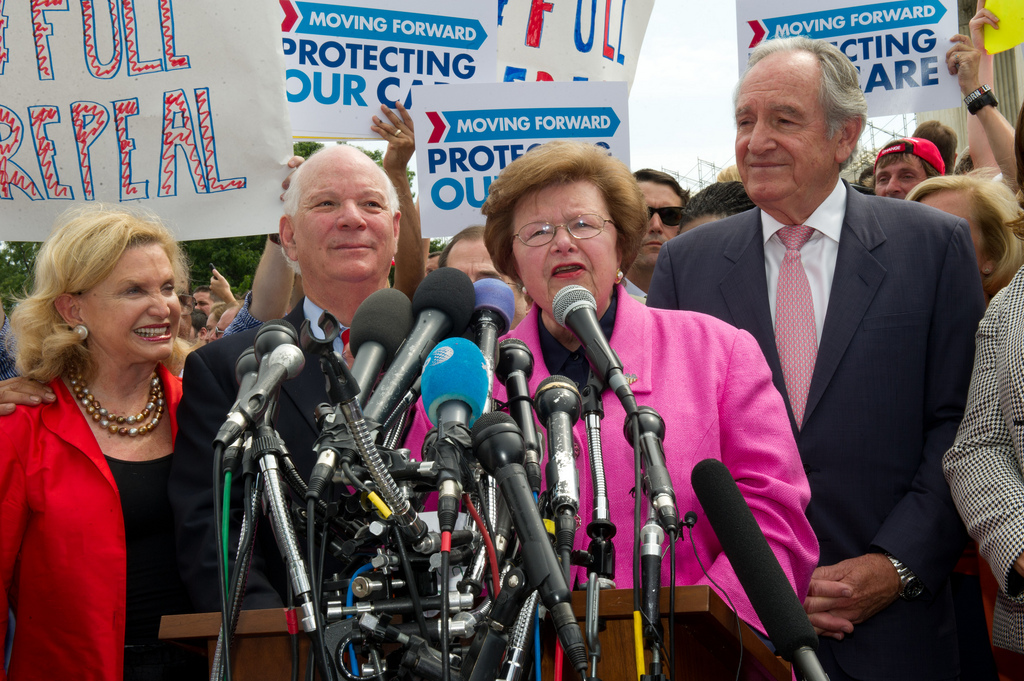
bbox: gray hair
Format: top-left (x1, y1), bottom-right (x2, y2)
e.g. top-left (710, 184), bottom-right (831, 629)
top-left (282, 144), bottom-right (401, 219)
top-left (735, 37), bottom-right (867, 170)
top-left (280, 144), bottom-right (401, 274)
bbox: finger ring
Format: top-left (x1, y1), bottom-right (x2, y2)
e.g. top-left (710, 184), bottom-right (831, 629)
top-left (394, 129), bottom-right (403, 136)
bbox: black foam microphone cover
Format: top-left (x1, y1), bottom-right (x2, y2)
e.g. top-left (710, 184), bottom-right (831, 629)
top-left (350, 288), bottom-right (413, 361)
top-left (690, 458), bottom-right (818, 662)
top-left (412, 266), bottom-right (476, 334)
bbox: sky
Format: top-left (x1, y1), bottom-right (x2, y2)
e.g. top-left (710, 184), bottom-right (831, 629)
top-left (356, 1), bottom-right (927, 197)
top-left (628, 2), bottom-right (742, 187)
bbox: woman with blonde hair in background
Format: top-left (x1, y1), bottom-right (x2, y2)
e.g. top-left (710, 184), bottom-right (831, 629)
top-left (907, 171), bottom-right (1024, 301)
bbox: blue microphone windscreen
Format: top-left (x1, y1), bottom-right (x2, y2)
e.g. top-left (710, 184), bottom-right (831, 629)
top-left (421, 337), bottom-right (489, 427)
top-left (413, 267), bottom-right (476, 335)
top-left (473, 279), bottom-right (515, 334)
top-left (350, 288), bottom-right (413, 362)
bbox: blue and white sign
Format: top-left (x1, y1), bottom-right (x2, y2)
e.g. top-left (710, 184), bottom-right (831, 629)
top-left (736, 0), bottom-right (960, 116)
top-left (282, 0), bottom-right (498, 139)
top-left (411, 80), bottom-right (629, 238)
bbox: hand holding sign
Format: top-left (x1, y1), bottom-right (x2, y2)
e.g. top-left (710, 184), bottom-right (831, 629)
top-left (372, 101), bottom-right (416, 177)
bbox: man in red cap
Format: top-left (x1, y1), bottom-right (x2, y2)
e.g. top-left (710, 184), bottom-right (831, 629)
top-left (873, 137), bottom-right (945, 199)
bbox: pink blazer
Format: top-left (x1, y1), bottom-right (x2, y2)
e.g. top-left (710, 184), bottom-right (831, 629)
top-left (494, 289), bottom-right (817, 634)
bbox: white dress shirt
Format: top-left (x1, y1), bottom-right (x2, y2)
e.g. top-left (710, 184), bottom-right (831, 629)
top-left (762, 181), bottom-right (847, 344)
top-left (303, 297), bottom-right (348, 355)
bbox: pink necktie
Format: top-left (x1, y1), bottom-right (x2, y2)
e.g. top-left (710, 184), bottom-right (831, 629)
top-left (775, 225), bottom-right (817, 428)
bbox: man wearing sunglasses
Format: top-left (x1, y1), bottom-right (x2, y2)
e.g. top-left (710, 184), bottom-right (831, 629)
top-left (625, 169), bottom-right (690, 296)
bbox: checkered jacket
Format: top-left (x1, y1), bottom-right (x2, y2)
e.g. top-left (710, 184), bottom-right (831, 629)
top-left (944, 266), bottom-right (1024, 654)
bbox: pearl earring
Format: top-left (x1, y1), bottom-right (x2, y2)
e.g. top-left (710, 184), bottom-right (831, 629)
top-left (615, 269), bottom-right (624, 283)
top-left (74, 324), bottom-right (89, 341)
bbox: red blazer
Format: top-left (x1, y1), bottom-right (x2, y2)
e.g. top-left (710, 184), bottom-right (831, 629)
top-left (0, 365), bottom-right (182, 681)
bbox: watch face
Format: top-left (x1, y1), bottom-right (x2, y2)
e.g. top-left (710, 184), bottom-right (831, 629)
top-left (904, 578), bottom-right (925, 600)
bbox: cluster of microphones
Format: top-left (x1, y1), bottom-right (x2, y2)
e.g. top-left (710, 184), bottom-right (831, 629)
top-left (210, 266), bottom-right (829, 681)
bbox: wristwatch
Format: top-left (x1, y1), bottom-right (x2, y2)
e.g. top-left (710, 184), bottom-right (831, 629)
top-left (965, 84), bottom-right (998, 115)
top-left (885, 552), bottom-right (924, 601)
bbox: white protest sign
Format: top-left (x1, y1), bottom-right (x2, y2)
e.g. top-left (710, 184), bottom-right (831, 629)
top-left (0, 0), bottom-right (293, 242)
top-left (736, 0), bottom-right (960, 116)
top-left (281, 0), bottom-right (498, 140)
top-left (497, 0), bottom-right (654, 90)
top-left (411, 80), bottom-right (629, 238)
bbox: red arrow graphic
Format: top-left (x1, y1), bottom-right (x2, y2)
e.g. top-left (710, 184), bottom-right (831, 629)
top-left (426, 111), bottom-right (447, 144)
top-left (748, 20), bottom-right (766, 48)
top-left (281, 0), bottom-right (300, 33)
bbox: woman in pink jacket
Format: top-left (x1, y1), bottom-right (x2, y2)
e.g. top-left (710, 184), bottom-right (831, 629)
top-left (479, 140), bottom-right (819, 637)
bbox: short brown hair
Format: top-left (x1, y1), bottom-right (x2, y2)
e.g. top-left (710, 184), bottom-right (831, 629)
top-left (438, 225), bottom-right (485, 268)
top-left (633, 169), bottom-right (690, 207)
top-left (482, 141), bottom-right (648, 283)
top-left (912, 120), bottom-right (957, 175)
top-left (907, 173), bottom-right (1024, 298)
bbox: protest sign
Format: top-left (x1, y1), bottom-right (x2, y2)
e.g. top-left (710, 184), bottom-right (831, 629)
top-left (281, 0), bottom-right (497, 140)
top-left (411, 80), bottom-right (629, 238)
top-left (984, 0), bottom-right (1023, 55)
top-left (0, 0), bottom-right (292, 241)
top-left (736, 0), bottom-right (960, 116)
top-left (497, 0), bottom-right (654, 90)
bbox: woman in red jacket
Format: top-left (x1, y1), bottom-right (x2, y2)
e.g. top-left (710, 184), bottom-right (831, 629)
top-left (1, 206), bottom-right (203, 680)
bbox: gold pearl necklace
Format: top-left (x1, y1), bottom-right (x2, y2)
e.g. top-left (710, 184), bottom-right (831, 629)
top-left (70, 372), bottom-right (165, 437)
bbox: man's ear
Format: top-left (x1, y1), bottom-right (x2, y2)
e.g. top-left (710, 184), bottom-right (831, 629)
top-left (279, 215), bottom-right (299, 263)
top-left (54, 294), bottom-right (81, 327)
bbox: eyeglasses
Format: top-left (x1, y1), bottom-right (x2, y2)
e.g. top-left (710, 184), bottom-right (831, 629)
top-left (178, 294), bottom-right (195, 311)
top-left (648, 206), bottom-right (684, 227)
top-left (515, 214), bottom-right (612, 247)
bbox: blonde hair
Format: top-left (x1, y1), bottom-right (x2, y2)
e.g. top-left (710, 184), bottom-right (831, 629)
top-left (11, 204), bottom-right (190, 382)
top-left (907, 173), bottom-right (1024, 298)
top-left (482, 141), bottom-right (648, 283)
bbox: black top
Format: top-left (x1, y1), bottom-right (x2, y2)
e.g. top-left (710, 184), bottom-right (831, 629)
top-left (538, 287), bottom-right (619, 390)
top-left (106, 453), bottom-right (194, 644)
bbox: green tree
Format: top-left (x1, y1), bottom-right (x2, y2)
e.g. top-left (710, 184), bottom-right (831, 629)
top-left (0, 140), bottom-right (416, 304)
top-left (0, 242), bottom-right (41, 308)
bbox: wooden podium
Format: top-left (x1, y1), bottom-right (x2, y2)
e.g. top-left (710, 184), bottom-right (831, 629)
top-left (542, 586), bottom-right (790, 681)
top-left (160, 586), bottom-right (789, 680)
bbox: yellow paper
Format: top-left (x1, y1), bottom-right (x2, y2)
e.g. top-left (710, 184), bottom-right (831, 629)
top-left (984, 0), bottom-right (1024, 55)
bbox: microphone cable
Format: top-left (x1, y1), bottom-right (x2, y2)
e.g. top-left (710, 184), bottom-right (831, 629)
top-left (390, 524), bottom-right (430, 641)
top-left (463, 493), bottom-right (501, 598)
top-left (683, 512), bottom-right (742, 681)
top-left (212, 440), bottom-right (234, 681)
top-left (630, 415), bottom-right (645, 681)
top-left (440, 529), bottom-right (453, 681)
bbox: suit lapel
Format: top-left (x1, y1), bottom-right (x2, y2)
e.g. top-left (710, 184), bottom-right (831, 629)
top-left (720, 215), bottom-right (788, 403)
top-left (276, 305), bottom-right (322, 434)
top-left (803, 187), bottom-right (886, 423)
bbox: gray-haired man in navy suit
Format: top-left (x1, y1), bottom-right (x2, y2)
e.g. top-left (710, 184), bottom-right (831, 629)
top-left (648, 37), bottom-right (984, 680)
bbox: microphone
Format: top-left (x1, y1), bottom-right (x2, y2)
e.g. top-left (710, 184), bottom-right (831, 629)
top-left (221, 347), bottom-right (260, 474)
top-left (469, 278), bottom-right (515, 387)
top-left (421, 337), bottom-right (490, 431)
top-left (421, 337), bottom-right (490, 533)
top-left (349, 288), bottom-right (414, 406)
top-left (690, 459), bottom-right (827, 681)
top-left (534, 375), bottom-right (583, 582)
top-left (214, 323), bottom-right (305, 447)
top-left (624, 407), bottom-right (679, 535)
top-left (552, 285), bottom-right (636, 414)
top-left (471, 412), bottom-right (589, 678)
top-left (496, 339), bottom-right (543, 492)
top-left (534, 376), bottom-right (582, 521)
top-left (363, 267), bottom-right (476, 431)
